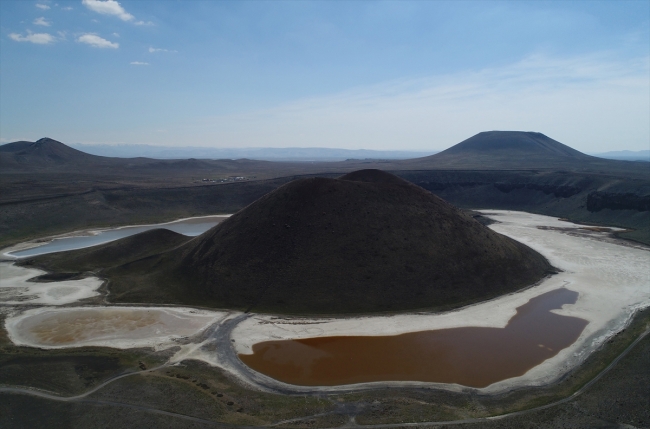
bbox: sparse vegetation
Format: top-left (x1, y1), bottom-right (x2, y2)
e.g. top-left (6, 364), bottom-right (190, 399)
top-left (1, 133), bottom-right (648, 428)
top-left (0, 315), bottom-right (170, 396)
top-left (1, 309), bottom-right (648, 428)
top-left (24, 170), bottom-right (553, 315)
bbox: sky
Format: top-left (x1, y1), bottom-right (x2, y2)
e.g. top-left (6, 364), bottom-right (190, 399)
top-left (1, 0), bottom-right (649, 152)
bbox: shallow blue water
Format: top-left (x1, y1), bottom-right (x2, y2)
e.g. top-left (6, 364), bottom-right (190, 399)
top-left (9, 217), bottom-right (224, 258)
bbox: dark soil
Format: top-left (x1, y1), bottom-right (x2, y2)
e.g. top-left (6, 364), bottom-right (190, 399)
top-left (2, 134), bottom-right (648, 251)
top-left (26, 272), bottom-right (85, 282)
top-left (400, 169), bottom-right (650, 245)
top-left (1, 312), bottom-right (647, 428)
top-left (0, 315), bottom-right (169, 396)
top-left (96, 170), bottom-right (553, 314)
top-left (24, 228), bottom-right (192, 273)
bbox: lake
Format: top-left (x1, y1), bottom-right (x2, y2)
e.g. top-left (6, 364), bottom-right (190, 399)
top-left (8, 215), bottom-right (228, 258)
top-left (239, 288), bottom-right (588, 388)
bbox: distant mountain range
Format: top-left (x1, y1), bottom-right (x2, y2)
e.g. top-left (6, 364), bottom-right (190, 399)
top-left (397, 131), bottom-right (648, 176)
top-left (1, 132), bottom-right (647, 178)
top-left (2, 131), bottom-right (648, 251)
top-left (592, 150), bottom-right (650, 162)
top-left (404, 131), bottom-right (591, 168)
top-left (0, 137), bottom-right (275, 172)
top-left (66, 136), bottom-right (648, 163)
top-left (0, 138), bottom-right (104, 166)
top-left (67, 144), bottom-right (438, 161)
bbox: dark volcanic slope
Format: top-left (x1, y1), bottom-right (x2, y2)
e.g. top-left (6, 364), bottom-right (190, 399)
top-left (125, 169), bottom-right (553, 314)
top-left (23, 228), bottom-right (191, 274)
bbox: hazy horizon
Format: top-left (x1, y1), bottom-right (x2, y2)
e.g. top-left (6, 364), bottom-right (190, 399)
top-left (1, 1), bottom-right (648, 152)
top-left (3, 136), bottom-right (648, 162)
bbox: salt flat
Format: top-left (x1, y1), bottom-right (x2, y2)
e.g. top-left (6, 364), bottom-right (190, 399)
top-left (2, 211), bottom-right (648, 393)
top-left (225, 211), bottom-right (649, 392)
top-left (2, 214), bottom-right (230, 259)
top-left (0, 262), bottom-right (103, 305)
top-left (5, 306), bottom-right (227, 350)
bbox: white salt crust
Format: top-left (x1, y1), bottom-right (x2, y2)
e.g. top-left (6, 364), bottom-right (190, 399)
top-left (4, 211), bottom-right (649, 393)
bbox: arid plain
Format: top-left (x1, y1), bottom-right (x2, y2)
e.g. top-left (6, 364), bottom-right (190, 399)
top-left (1, 132), bottom-right (649, 428)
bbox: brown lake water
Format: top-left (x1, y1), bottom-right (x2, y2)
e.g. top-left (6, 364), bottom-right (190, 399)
top-left (239, 288), bottom-right (589, 388)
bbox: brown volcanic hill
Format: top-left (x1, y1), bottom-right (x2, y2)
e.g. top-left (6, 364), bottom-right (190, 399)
top-left (112, 169), bottom-right (553, 314)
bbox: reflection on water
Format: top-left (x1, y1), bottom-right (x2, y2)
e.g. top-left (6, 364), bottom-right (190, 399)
top-left (9, 216), bottom-right (225, 258)
top-left (239, 288), bottom-right (588, 388)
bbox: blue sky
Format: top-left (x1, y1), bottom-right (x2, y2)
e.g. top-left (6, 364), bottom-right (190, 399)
top-left (1, 0), bottom-right (648, 152)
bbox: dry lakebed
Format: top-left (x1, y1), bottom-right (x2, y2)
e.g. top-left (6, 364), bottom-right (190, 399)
top-left (1, 210), bottom-right (648, 396)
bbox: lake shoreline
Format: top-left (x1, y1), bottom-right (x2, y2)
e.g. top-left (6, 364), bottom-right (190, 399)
top-left (1, 211), bottom-right (648, 396)
top-left (0, 214), bottom-right (231, 259)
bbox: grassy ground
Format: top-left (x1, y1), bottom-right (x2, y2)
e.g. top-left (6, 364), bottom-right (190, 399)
top-left (1, 169), bottom-right (648, 426)
top-left (20, 228), bottom-right (192, 274)
top-left (91, 361), bottom-right (349, 427)
top-left (22, 173), bottom-right (553, 316)
top-left (1, 308), bottom-right (648, 428)
top-left (0, 313), bottom-right (346, 427)
top-left (2, 167), bottom-right (648, 251)
top-left (398, 169), bottom-right (650, 246)
top-left (0, 174), bottom-right (300, 250)
top-left (346, 307), bottom-right (650, 426)
top-left (0, 315), bottom-right (170, 396)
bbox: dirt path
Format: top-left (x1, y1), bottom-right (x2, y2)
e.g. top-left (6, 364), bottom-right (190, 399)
top-left (1, 327), bottom-right (647, 427)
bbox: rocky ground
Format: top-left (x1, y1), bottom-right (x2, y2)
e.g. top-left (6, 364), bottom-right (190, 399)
top-left (1, 304), bottom-right (647, 429)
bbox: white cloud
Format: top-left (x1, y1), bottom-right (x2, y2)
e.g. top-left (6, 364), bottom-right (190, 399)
top-left (82, 0), bottom-right (133, 21)
top-left (62, 6), bottom-right (73, 10)
top-left (134, 20), bottom-right (154, 26)
top-left (196, 53), bottom-right (650, 152)
top-left (36, 4), bottom-right (50, 10)
top-left (57, 30), bottom-right (67, 40)
top-left (149, 46), bottom-right (176, 53)
top-left (9, 31), bottom-right (55, 44)
top-left (112, 32), bottom-right (119, 37)
top-left (77, 33), bottom-right (118, 49)
top-left (33, 17), bottom-right (51, 26)
top-left (130, 61), bottom-right (149, 65)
